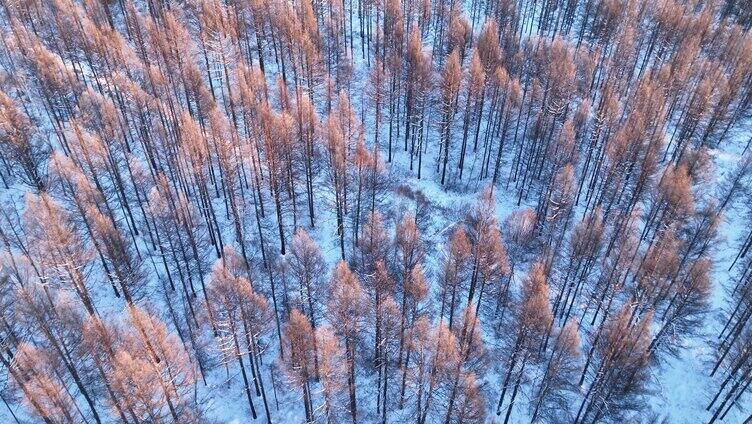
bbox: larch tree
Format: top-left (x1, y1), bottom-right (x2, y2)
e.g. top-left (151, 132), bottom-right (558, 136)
top-left (503, 208), bottom-right (537, 269)
top-left (438, 49), bottom-right (462, 185)
top-left (15, 284), bottom-right (103, 423)
top-left (280, 309), bottom-right (317, 423)
top-left (207, 247), bottom-right (267, 420)
top-left (115, 305), bottom-right (201, 422)
top-left (443, 304), bottom-right (487, 424)
top-left (23, 193), bottom-right (97, 316)
top-left (395, 211), bottom-right (424, 290)
top-left (0, 90), bottom-right (48, 191)
top-left (48, 151), bottom-right (145, 303)
top-left (315, 325), bottom-right (348, 424)
top-left (529, 319), bottom-right (581, 423)
top-left (496, 261), bottom-right (552, 423)
top-left (439, 225), bottom-right (472, 330)
top-left (324, 107), bottom-right (351, 260)
top-left (413, 320), bottom-right (461, 424)
top-left (575, 305), bottom-right (653, 424)
top-left (457, 50), bottom-right (486, 181)
top-left (146, 175), bottom-right (213, 331)
top-left (648, 257), bottom-right (711, 357)
top-left (288, 229), bottom-right (327, 335)
top-left (404, 27), bottom-right (432, 177)
top-left (291, 90), bottom-right (319, 228)
top-left (10, 343), bottom-right (79, 423)
top-left (467, 187), bottom-right (510, 322)
top-left (326, 260), bottom-right (367, 422)
top-left (552, 207), bottom-right (604, 326)
top-left (356, 210), bottom-right (391, 277)
top-left (376, 294), bottom-right (401, 422)
top-left (397, 263), bottom-right (428, 408)
top-left (81, 313), bottom-right (141, 423)
top-left (452, 372), bottom-right (486, 424)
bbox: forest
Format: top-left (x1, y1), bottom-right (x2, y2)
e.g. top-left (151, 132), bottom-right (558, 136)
top-left (0, 0), bottom-right (751, 422)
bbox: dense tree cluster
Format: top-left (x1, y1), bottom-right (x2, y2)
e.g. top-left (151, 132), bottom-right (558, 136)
top-left (0, 0), bottom-right (751, 422)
